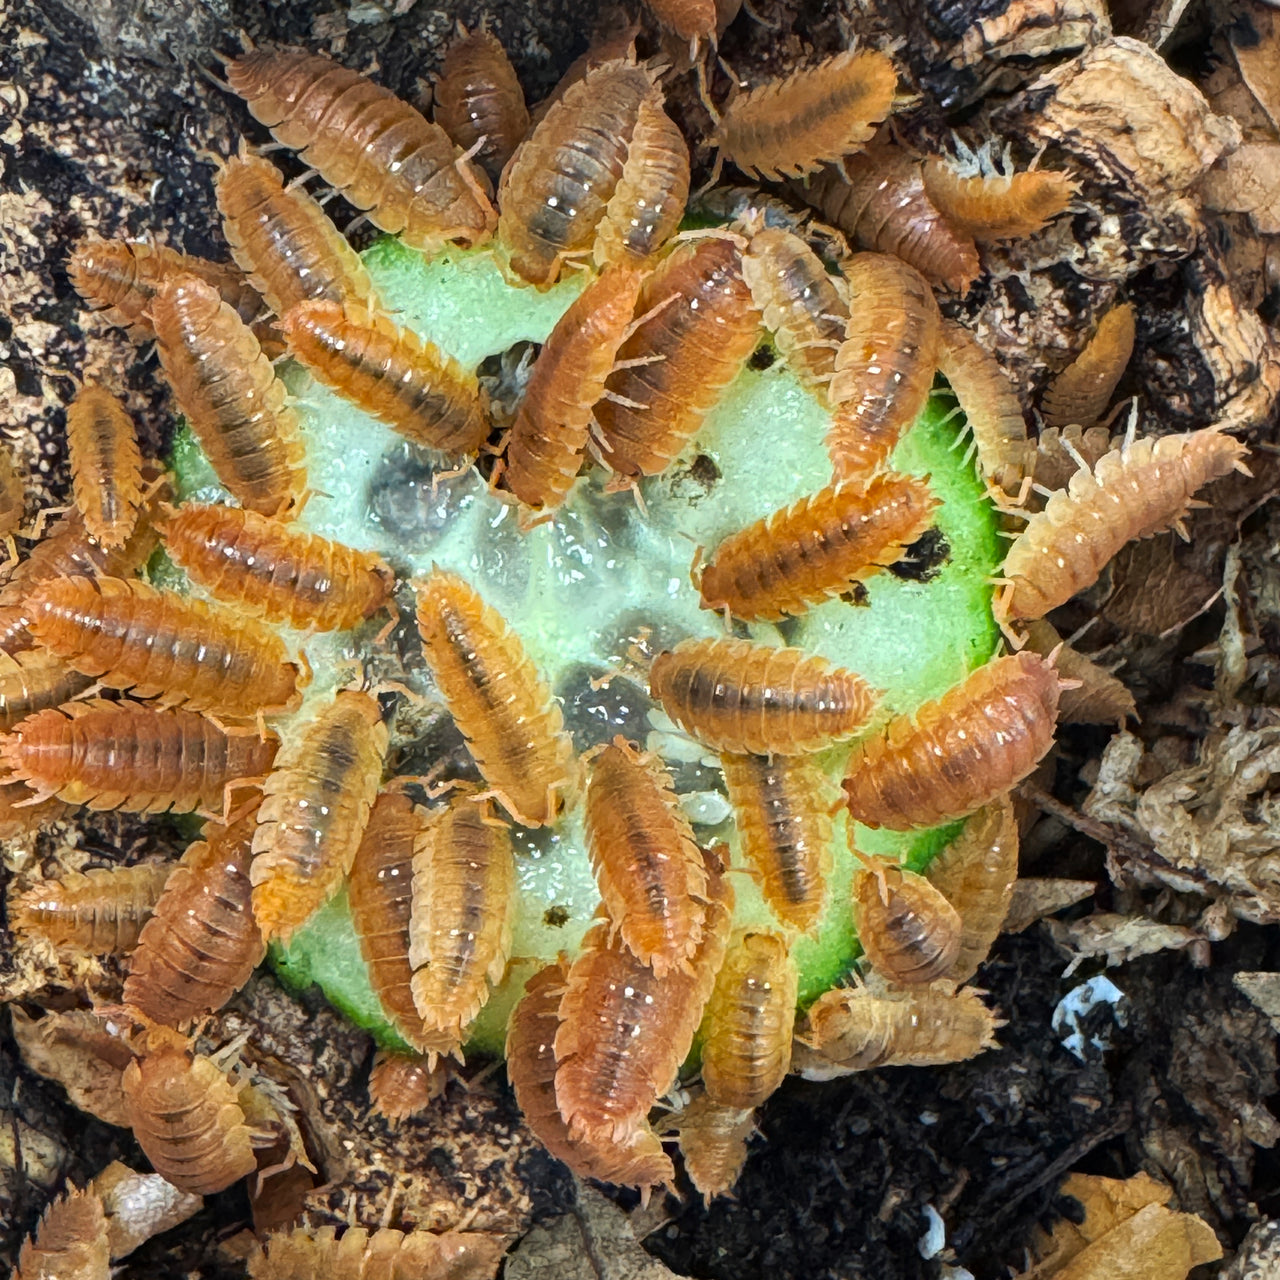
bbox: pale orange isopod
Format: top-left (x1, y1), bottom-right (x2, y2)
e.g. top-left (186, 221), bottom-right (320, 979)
top-left (224, 49), bottom-right (496, 253)
top-left (841, 651), bottom-right (1062, 830)
top-left (644, 0), bottom-right (716, 45)
top-left (661, 1092), bottom-right (756, 1206)
top-left (1040, 302), bottom-right (1136, 430)
top-left (9, 863), bottom-right (172, 954)
top-left (251, 690), bottom-right (388, 945)
top-left (650, 636), bottom-right (878, 756)
top-left (921, 156), bottom-right (1076, 242)
top-left (367, 1050), bottom-right (447, 1125)
top-left (434, 27), bottom-right (530, 183)
top-left (852, 856), bottom-right (962, 984)
top-left (0, 649), bottom-right (93, 731)
top-left (247, 1225), bottom-right (506, 1280)
top-left (415, 568), bottom-right (576, 827)
top-left (12, 1185), bottom-right (110, 1280)
top-left (64, 383), bottom-right (144, 551)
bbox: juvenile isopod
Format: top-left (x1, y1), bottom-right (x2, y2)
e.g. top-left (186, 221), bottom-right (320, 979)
top-left (708, 48), bottom-right (898, 181)
top-left (214, 148), bottom-right (377, 321)
top-left (660, 1091), bottom-right (756, 1205)
top-left (650, 636), bottom-right (878, 756)
top-left (841, 651), bottom-right (1062, 830)
top-left (12, 1185), bottom-right (110, 1280)
top-left (24, 576), bottom-right (304, 719)
top-left (247, 1224), bottom-right (506, 1280)
top-left (995, 426), bottom-right (1250, 624)
top-left (925, 796), bottom-right (1018, 983)
top-left (852, 856), bottom-right (962, 984)
top-left (584, 736), bottom-right (708, 978)
top-left (0, 649), bottom-right (93, 731)
top-left (64, 383), bottom-right (144, 551)
top-left (921, 155), bottom-right (1077, 241)
top-left (501, 264), bottom-right (645, 514)
top-left (721, 752), bottom-right (832, 935)
top-left (415, 568), bottom-right (576, 827)
top-left (1040, 302), bottom-right (1136, 430)
top-left (121, 1027), bottom-right (257, 1195)
top-left (224, 48), bottom-right (496, 253)
top-left (409, 792), bottom-right (515, 1045)
top-left (367, 1050), bottom-right (447, 1125)
top-left (699, 930), bottom-right (797, 1109)
top-left (433, 26), bottom-right (530, 183)
top-left (9, 863), bottom-right (172, 954)
top-left (506, 959), bottom-right (676, 1191)
top-left (251, 690), bottom-right (387, 945)
top-left (698, 473), bottom-right (939, 622)
top-left (151, 276), bottom-right (306, 518)
top-left (281, 299), bottom-right (490, 458)
top-left (0, 700), bottom-right (278, 814)
top-left (123, 805), bottom-right (266, 1026)
top-left (691, 184), bottom-right (852, 262)
top-left (592, 237), bottom-right (762, 485)
top-left (160, 503), bottom-right (395, 633)
top-left (827, 252), bottom-right (941, 480)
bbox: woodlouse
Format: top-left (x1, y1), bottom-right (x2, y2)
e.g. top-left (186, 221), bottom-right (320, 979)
top-left (996, 426), bottom-right (1250, 624)
top-left (506, 959), bottom-right (676, 1191)
top-left (367, 1050), bottom-right (447, 1125)
top-left (662, 1092), bottom-right (756, 1205)
top-left (224, 48), bottom-right (496, 253)
top-left (827, 252), bottom-right (941, 480)
top-left (12, 1185), bottom-right (110, 1280)
top-left (649, 636), bottom-right (878, 756)
top-left (25, 575), bottom-right (304, 719)
top-left (841, 651), bottom-right (1062, 830)
top-left (926, 796), bottom-right (1018, 983)
top-left (921, 157), bottom-right (1076, 242)
top-left (0, 649), bottom-right (93, 732)
top-left (1041, 302), bottom-right (1136, 429)
top-left (584, 736), bottom-right (708, 978)
top-left (708, 48), bottom-right (898, 181)
top-left (123, 805), bottom-right (265, 1026)
top-left (415, 568), bottom-right (576, 828)
top-left (433, 27), bottom-right (530, 184)
top-left (0, 701), bottom-right (279, 815)
top-left (160, 502), bottom-right (395, 633)
top-left (409, 792), bottom-right (515, 1046)
top-left (64, 383), bottom-right (144, 552)
top-left (699, 930), bottom-right (797, 1110)
top-left (152, 276), bottom-right (306, 518)
top-left (281, 299), bottom-right (490, 458)
top-left (852, 856), bottom-right (962, 984)
top-left (251, 690), bottom-right (387, 945)
top-left (214, 148), bottom-right (377, 322)
top-left (593, 237), bottom-right (762, 484)
top-left (698, 473), bottom-right (939, 622)
top-left (9, 863), bottom-right (172, 955)
top-left (502, 264), bottom-right (645, 514)
top-left (645, 0), bottom-right (716, 46)
top-left (121, 1028), bottom-right (257, 1195)
top-left (720, 751), bottom-right (832, 935)
top-left (247, 1224), bottom-right (506, 1280)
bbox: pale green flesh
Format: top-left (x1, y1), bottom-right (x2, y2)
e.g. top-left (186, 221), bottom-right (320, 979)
top-left (168, 238), bottom-right (1001, 1055)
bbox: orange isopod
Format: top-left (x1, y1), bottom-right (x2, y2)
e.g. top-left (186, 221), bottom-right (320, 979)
top-left (0, 649), bottom-right (93, 731)
top-left (24, 576), bottom-right (304, 719)
top-left (281, 299), bottom-right (490, 458)
top-left (852, 856), bottom-right (962, 984)
top-left (592, 237), bottom-right (762, 484)
top-left (740, 225), bottom-right (848, 396)
top-left (1040, 302), bottom-right (1136, 430)
top-left (64, 383), bottom-right (144, 551)
top-left (698, 473), bottom-right (939, 621)
top-left (926, 796), bottom-right (1018, 983)
top-left (799, 141), bottom-right (980, 294)
top-left (708, 49), bottom-right (898, 181)
top-left (214, 148), bottom-right (377, 321)
top-left (827, 252), bottom-right (941, 480)
top-left (160, 503), bottom-right (395, 633)
top-left (649, 635), bottom-right (878, 756)
top-left (936, 319), bottom-right (1034, 498)
top-left (584, 736), bottom-right (708, 978)
top-left (507, 959), bottom-right (676, 1191)
top-left (434, 27), bottom-right (530, 183)
top-left (645, 0), bottom-right (716, 45)
top-left (415, 568), bottom-right (576, 827)
top-left (841, 651), bottom-right (1062, 830)
top-left (367, 1050), bottom-right (447, 1124)
top-left (698, 930), bottom-right (798, 1109)
top-left (9, 862), bottom-right (172, 954)
top-left (124, 805), bottom-right (266, 1026)
top-left (121, 1027), bottom-right (257, 1195)
top-left (996, 426), bottom-right (1251, 623)
top-left (224, 49), bottom-right (496, 253)
top-left (247, 1225), bottom-right (506, 1280)
top-left (921, 157), bottom-right (1076, 242)
top-left (0, 699), bottom-right (278, 814)
top-left (12, 1186), bottom-right (110, 1280)
top-left (502, 264), bottom-right (645, 513)
top-left (409, 792), bottom-right (515, 1044)
top-left (661, 1092), bottom-right (756, 1205)
top-left (151, 276), bottom-right (306, 518)
top-left (497, 59), bottom-right (655, 286)
top-left (251, 690), bottom-right (388, 945)
top-left (720, 751), bottom-right (832, 935)
top-left (528, 19), bottom-right (642, 127)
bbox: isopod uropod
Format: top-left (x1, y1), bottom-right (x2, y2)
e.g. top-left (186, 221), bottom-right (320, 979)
top-left (1040, 302), bottom-right (1136, 430)
top-left (64, 383), bottom-right (144, 552)
top-left (9, 863), bottom-right (173, 955)
top-left (851, 856), bottom-right (962, 985)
